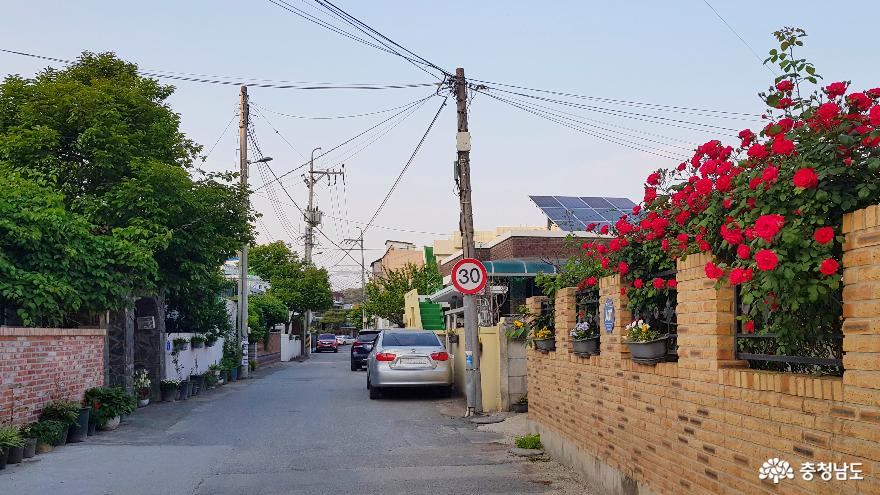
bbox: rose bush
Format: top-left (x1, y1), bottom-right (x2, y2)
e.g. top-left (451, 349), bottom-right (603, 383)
top-left (561, 28), bottom-right (878, 370)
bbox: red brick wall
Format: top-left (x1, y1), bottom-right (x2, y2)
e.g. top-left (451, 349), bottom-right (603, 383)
top-left (440, 236), bottom-right (584, 276)
top-left (0, 327), bottom-right (106, 425)
top-left (256, 332), bottom-right (281, 365)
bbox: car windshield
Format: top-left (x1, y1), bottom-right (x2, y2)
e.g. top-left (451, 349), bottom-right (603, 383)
top-left (356, 333), bottom-right (378, 342)
top-left (319, 334), bottom-right (336, 340)
top-left (381, 332), bottom-right (441, 347)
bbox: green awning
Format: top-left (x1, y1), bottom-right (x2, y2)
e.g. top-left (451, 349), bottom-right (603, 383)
top-left (484, 259), bottom-right (558, 277)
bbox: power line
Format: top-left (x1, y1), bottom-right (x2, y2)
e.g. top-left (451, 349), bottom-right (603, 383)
top-left (252, 98), bottom-right (431, 120)
top-left (197, 107), bottom-right (239, 170)
top-left (700, 0), bottom-right (777, 75)
top-left (253, 94), bottom-right (435, 191)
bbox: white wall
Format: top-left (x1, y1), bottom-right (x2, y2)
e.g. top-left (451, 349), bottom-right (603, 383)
top-left (164, 333), bottom-right (225, 380)
top-left (280, 334), bottom-right (302, 362)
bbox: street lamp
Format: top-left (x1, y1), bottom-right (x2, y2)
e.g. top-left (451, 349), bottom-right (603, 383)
top-left (247, 156), bottom-right (273, 164)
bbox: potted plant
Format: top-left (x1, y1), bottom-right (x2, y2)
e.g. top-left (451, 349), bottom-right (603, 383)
top-left (0, 425), bottom-right (24, 469)
top-left (190, 334), bottom-right (206, 349)
top-left (624, 320), bottom-right (668, 364)
top-left (178, 379), bottom-right (192, 400)
top-left (205, 334), bottom-right (218, 348)
top-left (172, 337), bottom-right (190, 352)
top-left (208, 364), bottom-right (222, 388)
top-left (134, 369), bottom-right (152, 407)
top-left (511, 394), bottom-right (528, 413)
top-left (570, 321), bottom-right (600, 355)
top-left (160, 379), bottom-right (180, 402)
top-left (40, 399), bottom-right (81, 444)
top-left (18, 424), bottom-right (37, 459)
top-left (532, 326), bottom-right (555, 352)
top-left (29, 420), bottom-right (65, 453)
top-left (84, 387), bottom-right (136, 431)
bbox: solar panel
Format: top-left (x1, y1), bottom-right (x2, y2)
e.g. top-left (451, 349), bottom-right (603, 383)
top-left (529, 195), bottom-right (637, 232)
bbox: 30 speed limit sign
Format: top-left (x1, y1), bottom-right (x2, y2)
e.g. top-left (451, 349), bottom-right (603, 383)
top-left (451, 258), bottom-right (488, 295)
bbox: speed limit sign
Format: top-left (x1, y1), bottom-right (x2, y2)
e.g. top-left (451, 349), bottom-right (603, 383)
top-left (451, 258), bottom-right (488, 295)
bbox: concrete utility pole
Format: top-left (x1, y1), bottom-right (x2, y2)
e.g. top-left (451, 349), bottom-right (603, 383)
top-left (238, 85), bottom-right (250, 379)
top-left (343, 228), bottom-right (367, 332)
top-left (454, 67), bottom-right (482, 414)
top-left (303, 149), bottom-right (345, 354)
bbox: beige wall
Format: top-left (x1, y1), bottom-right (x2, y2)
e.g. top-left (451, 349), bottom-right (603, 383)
top-left (374, 248), bottom-right (424, 277)
top-left (403, 289), bottom-right (422, 329)
top-left (444, 325), bottom-right (502, 412)
top-left (432, 226), bottom-right (546, 259)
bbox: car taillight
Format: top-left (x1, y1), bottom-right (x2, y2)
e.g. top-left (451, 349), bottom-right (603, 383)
top-left (431, 351), bottom-right (449, 361)
top-left (375, 352), bottom-right (396, 362)
top-left (353, 342), bottom-right (363, 348)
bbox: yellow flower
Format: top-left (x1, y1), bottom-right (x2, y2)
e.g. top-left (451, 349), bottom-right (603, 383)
top-left (514, 320), bottom-right (523, 328)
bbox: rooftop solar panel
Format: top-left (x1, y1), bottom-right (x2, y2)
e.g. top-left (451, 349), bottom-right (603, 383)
top-left (529, 195), bottom-right (637, 232)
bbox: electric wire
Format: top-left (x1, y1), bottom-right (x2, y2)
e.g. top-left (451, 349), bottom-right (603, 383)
top-left (700, 0), bottom-right (777, 75)
top-left (252, 98), bottom-right (432, 120)
top-left (198, 108), bottom-right (239, 170)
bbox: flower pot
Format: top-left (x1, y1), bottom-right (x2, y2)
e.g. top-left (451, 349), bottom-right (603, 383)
top-left (191, 381), bottom-right (200, 396)
top-left (178, 380), bottom-right (192, 400)
top-left (67, 407), bottom-right (90, 443)
top-left (7, 445), bottom-right (24, 464)
top-left (99, 416), bottom-right (121, 431)
top-left (511, 403), bottom-right (529, 413)
top-left (533, 338), bottom-right (555, 352)
top-left (36, 441), bottom-right (53, 454)
top-left (53, 425), bottom-right (69, 446)
top-left (87, 422), bottom-right (97, 436)
top-left (572, 336), bottom-right (600, 355)
top-left (192, 341), bottom-right (204, 349)
top-left (0, 449), bottom-right (8, 470)
top-left (22, 438), bottom-right (36, 459)
top-left (627, 336), bottom-right (668, 364)
top-left (138, 398), bottom-right (150, 407)
top-left (229, 367), bottom-right (239, 381)
top-left (161, 385), bottom-right (179, 402)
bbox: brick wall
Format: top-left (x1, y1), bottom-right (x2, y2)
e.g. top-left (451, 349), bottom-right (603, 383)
top-left (527, 205), bottom-right (880, 495)
top-left (256, 332), bottom-right (281, 365)
top-left (0, 327), bottom-right (106, 425)
top-left (440, 236), bottom-right (583, 276)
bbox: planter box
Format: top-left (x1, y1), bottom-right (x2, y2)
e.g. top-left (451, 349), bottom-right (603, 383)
top-left (7, 445), bottom-right (23, 464)
top-left (627, 336), bottom-right (668, 364)
top-left (161, 385), bottom-right (179, 402)
top-left (534, 338), bottom-right (556, 352)
top-left (511, 402), bottom-right (529, 413)
top-left (572, 336), bottom-right (600, 356)
top-left (99, 416), bottom-right (121, 431)
top-left (67, 407), bottom-right (90, 443)
top-left (22, 438), bottom-right (36, 459)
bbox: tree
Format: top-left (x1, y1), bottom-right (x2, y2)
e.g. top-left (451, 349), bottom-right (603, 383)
top-left (319, 308), bottom-right (349, 329)
top-left (0, 52), bottom-right (252, 329)
top-left (364, 263), bottom-right (442, 327)
top-left (247, 293), bottom-right (288, 346)
top-left (347, 304), bottom-right (365, 330)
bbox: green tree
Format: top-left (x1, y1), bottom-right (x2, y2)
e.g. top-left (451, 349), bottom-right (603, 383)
top-left (319, 308), bottom-right (349, 329)
top-left (0, 52), bottom-right (252, 329)
top-left (365, 263), bottom-right (442, 327)
top-left (247, 293), bottom-right (288, 346)
top-left (347, 304), bottom-right (365, 330)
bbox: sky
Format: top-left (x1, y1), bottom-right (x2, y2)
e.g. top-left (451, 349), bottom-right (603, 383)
top-left (2, 1), bottom-right (878, 289)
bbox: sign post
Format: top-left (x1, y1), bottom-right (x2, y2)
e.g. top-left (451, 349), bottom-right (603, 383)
top-left (452, 258), bottom-right (487, 414)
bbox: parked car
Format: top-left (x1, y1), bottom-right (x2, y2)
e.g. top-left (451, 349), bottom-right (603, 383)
top-left (343, 335), bottom-right (355, 345)
top-left (350, 330), bottom-right (380, 371)
top-left (315, 333), bottom-right (339, 353)
top-left (366, 329), bottom-right (452, 399)
top-left (336, 335), bottom-right (346, 346)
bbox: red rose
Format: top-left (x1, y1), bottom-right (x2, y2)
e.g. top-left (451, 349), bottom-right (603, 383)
top-left (723, 198), bottom-right (732, 209)
top-left (776, 80), bottom-right (794, 92)
top-left (586, 223), bottom-right (596, 232)
top-left (744, 320), bottom-right (755, 333)
top-left (754, 214), bottom-right (785, 243)
top-left (720, 224), bottom-right (743, 245)
top-left (601, 258), bottom-right (610, 269)
top-left (633, 278), bottom-right (644, 289)
top-left (677, 162), bottom-right (687, 171)
top-left (771, 136), bottom-right (795, 156)
top-left (695, 178), bottom-right (713, 195)
top-left (661, 238), bottom-right (669, 251)
top-left (824, 81), bottom-right (847, 98)
top-left (631, 204), bottom-right (641, 215)
top-left (667, 279), bottom-right (678, 289)
top-left (729, 267), bottom-right (753, 285)
top-left (747, 144), bottom-right (768, 160)
top-left (715, 174), bottom-right (732, 192)
top-left (775, 97), bottom-right (793, 109)
top-left (644, 187), bottom-right (657, 204)
top-left (815, 102), bottom-right (840, 124)
top-left (820, 258), bottom-right (839, 276)
top-left (870, 106), bottom-right (880, 126)
top-left (814, 227), bottom-right (834, 245)
top-left (704, 262), bottom-right (724, 280)
top-left (646, 172), bottom-right (661, 185)
top-left (618, 262), bottom-right (629, 275)
top-left (761, 165), bottom-right (779, 183)
top-left (600, 224), bottom-right (609, 235)
top-left (586, 276), bottom-right (597, 286)
top-left (652, 278), bottom-right (664, 289)
top-left (777, 118), bottom-right (794, 133)
top-left (755, 249), bottom-right (779, 271)
top-left (620, 287), bottom-right (627, 296)
top-left (737, 244), bottom-right (751, 260)
top-left (848, 92), bottom-right (872, 111)
top-left (581, 242), bottom-right (589, 250)
top-left (792, 167), bottom-right (819, 189)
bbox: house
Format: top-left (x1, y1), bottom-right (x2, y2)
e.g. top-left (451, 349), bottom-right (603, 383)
top-left (370, 240), bottom-right (425, 277)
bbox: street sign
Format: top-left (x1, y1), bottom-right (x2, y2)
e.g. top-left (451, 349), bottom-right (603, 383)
top-left (451, 258), bottom-right (488, 295)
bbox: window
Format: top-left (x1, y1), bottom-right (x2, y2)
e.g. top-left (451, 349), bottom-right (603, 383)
top-left (381, 332), bottom-right (441, 347)
top-left (319, 334), bottom-right (336, 340)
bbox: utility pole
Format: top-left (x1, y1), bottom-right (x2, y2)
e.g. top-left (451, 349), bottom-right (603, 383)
top-left (454, 67), bottom-right (482, 415)
top-left (238, 85), bottom-right (250, 379)
top-left (343, 228), bottom-right (367, 332)
top-left (303, 149), bottom-right (344, 355)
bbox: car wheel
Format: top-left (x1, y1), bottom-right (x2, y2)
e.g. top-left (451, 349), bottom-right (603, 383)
top-left (351, 361), bottom-right (358, 371)
top-left (334, 348), bottom-right (338, 353)
top-left (369, 384), bottom-right (382, 400)
top-left (440, 386), bottom-right (453, 398)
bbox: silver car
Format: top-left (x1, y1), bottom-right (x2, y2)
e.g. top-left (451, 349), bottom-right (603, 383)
top-left (366, 329), bottom-right (452, 399)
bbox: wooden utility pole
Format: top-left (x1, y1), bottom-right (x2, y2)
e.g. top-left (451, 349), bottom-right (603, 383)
top-left (454, 67), bottom-right (482, 414)
top-left (344, 228), bottom-right (368, 331)
top-left (238, 85), bottom-right (250, 378)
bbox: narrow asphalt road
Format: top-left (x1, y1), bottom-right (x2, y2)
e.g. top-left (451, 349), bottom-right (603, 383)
top-left (1, 349), bottom-right (575, 495)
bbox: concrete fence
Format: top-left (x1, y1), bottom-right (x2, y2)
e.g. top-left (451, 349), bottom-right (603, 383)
top-left (0, 327), bottom-right (106, 424)
top-left (526, 204), bottom-right (880, 495)
top-left (164, 333), bottom-right (225, 380)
